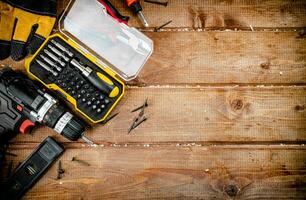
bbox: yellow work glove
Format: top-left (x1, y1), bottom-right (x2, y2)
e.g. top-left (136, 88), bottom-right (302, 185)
top-left (0, 0), bottom-right (57, 61)
top-left (0, 1), bottom-right (14, 60)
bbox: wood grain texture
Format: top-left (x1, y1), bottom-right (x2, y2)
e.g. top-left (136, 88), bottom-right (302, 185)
top-left (108, 0), bottom-right (306, 29)
top-left (2, 31), bottom-right (306, 85)
top-left (2, 145), bottom-right (305, 200)
top-left (10, 86), bottom-right (306, 144)
top-left (136, 31), bottom-right (306, 85)
top-left (0, 1), bottom-right (305, 199)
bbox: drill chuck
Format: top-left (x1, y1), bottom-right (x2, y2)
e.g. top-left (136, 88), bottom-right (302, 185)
top-left (43, 104), bottom-right (85, 141)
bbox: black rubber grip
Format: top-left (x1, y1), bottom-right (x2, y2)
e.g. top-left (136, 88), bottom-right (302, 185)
top-left (88, 71), bottom-right (113, 95)
top-left (130, 2), bottom-right (142, 13)
top-left (0, 69), bottom-right (31, 143)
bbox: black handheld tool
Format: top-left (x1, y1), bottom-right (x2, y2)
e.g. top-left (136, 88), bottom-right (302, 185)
top-left (0, 67), bottom-right (93, 144)
top-left (1, 137), bottom-right (64, 200)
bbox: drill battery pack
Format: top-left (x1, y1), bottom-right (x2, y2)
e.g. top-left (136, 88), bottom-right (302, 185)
top-left (1, 137), bottom-right (64, 200)
top-left (25, 0), bottom-right (153, 123)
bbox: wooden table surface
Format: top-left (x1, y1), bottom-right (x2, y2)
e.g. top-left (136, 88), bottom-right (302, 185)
top-left (1, 0), bottom-right (306, 199)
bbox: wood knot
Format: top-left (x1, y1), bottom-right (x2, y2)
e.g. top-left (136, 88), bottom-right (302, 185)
top-left (225, 184), bottom-right (238, 197)
top-left (295, 105), bottom-right (305, 112)
top-left (230, 99), bottom-right (244, 110)
top-left (260, 61), bottom-right (270, 69)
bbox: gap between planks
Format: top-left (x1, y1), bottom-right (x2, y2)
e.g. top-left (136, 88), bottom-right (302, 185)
top-left (7, 142), bottom-right (306, 150)
top-left (126, 85), bottom-right (306, 88)
top-left (138, 27), bottom-right (306, 32)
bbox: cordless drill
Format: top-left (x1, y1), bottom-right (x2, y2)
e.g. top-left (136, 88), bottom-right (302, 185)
top-left (0, 67), bottom-right (93, 144)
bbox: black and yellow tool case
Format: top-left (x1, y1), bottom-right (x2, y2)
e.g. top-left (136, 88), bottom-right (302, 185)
top-left (25, 0), bottom-right (153, 124)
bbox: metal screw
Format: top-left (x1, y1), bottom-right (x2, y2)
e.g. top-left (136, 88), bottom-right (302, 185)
top-left (102, 112), bottom-right (119, 125)
top-left (57, 160), bottom-right (65, 179)
top-left (72, 157), bottom-right (90, 166)
top-left (128, 116), bottom-right (139, 134)
top-left (132, 116), bottom-right (148, 130)
top-left (128, 115), bottom-right (148, 134)
top-left (144, 0), bottom-right (168, 7)
top-left (129, 98), bottom-right (149, 134)
top-left (154, 20), bottom-right (172, 32)
top-left (131, 98), bottom-right (149, 112)
top-left (4, 152), bottom-right (17, 157)
top-left (131, 104), bottom-right (148, 112)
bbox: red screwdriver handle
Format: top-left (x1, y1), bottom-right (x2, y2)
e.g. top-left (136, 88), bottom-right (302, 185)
top-left (124, 0), bottom-right (148, 27)
top-left (125, 0), bottom-right (142, 13)
top-left (125, 0), bottom-right (137, 7)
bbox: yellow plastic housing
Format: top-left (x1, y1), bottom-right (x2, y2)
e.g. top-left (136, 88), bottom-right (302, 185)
top-left (25, 33), bottom-right (125, 124)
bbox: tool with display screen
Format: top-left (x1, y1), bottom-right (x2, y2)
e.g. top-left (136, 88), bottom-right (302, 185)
top-left (44, 40), bottom-right (119, 98)
top-left (0, 67), bottom-right (94, 145)
top-left (125, 0), bottom-right (149, 27)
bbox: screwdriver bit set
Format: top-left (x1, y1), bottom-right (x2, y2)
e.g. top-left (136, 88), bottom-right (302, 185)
top-left (25, 0), bottom-right (153, 123)
top-left (26, 35), bottom-right (124, 123)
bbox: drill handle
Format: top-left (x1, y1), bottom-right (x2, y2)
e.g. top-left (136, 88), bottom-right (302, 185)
top-left (0, 92), bottom-right (35, 143)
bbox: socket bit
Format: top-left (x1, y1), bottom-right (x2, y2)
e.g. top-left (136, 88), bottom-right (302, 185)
top-left (36, 60), bottom-right (58, 76)
top-left (47, 46), bottom-right (69, 63)
top-left (51, 40), bottom-right (73, 57)
top-left (40, 54), bottom-right (62, 72)
top-left (43, 50), bottom-right (65, 67)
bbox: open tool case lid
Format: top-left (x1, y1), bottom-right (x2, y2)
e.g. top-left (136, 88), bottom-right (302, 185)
top-left (58, 0), bottom-right (153, 81)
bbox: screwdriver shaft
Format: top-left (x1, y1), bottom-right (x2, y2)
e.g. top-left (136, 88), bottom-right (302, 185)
top-left (137, 11), bottom-right (149, 27)
top-left (70, 59), bottom-right (89, 76)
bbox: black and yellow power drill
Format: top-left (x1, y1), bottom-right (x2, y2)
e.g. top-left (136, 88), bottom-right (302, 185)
top-left (0, 67), bottom-right (94, 144)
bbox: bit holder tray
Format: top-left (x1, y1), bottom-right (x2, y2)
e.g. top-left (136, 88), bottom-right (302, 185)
top-left (25, 34), bottom-right (125, 123)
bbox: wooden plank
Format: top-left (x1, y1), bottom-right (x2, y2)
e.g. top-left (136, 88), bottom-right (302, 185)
top-left (2, 31), bottom-right (306, 85)
top-left (108, 0), bottom-right (306, 29)
top-left (136, 31), bottom-right (306, 85)
top-left (11, 86), bottom-right (306, 144)
top-left (2, 145), bottom-right (306, 199)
